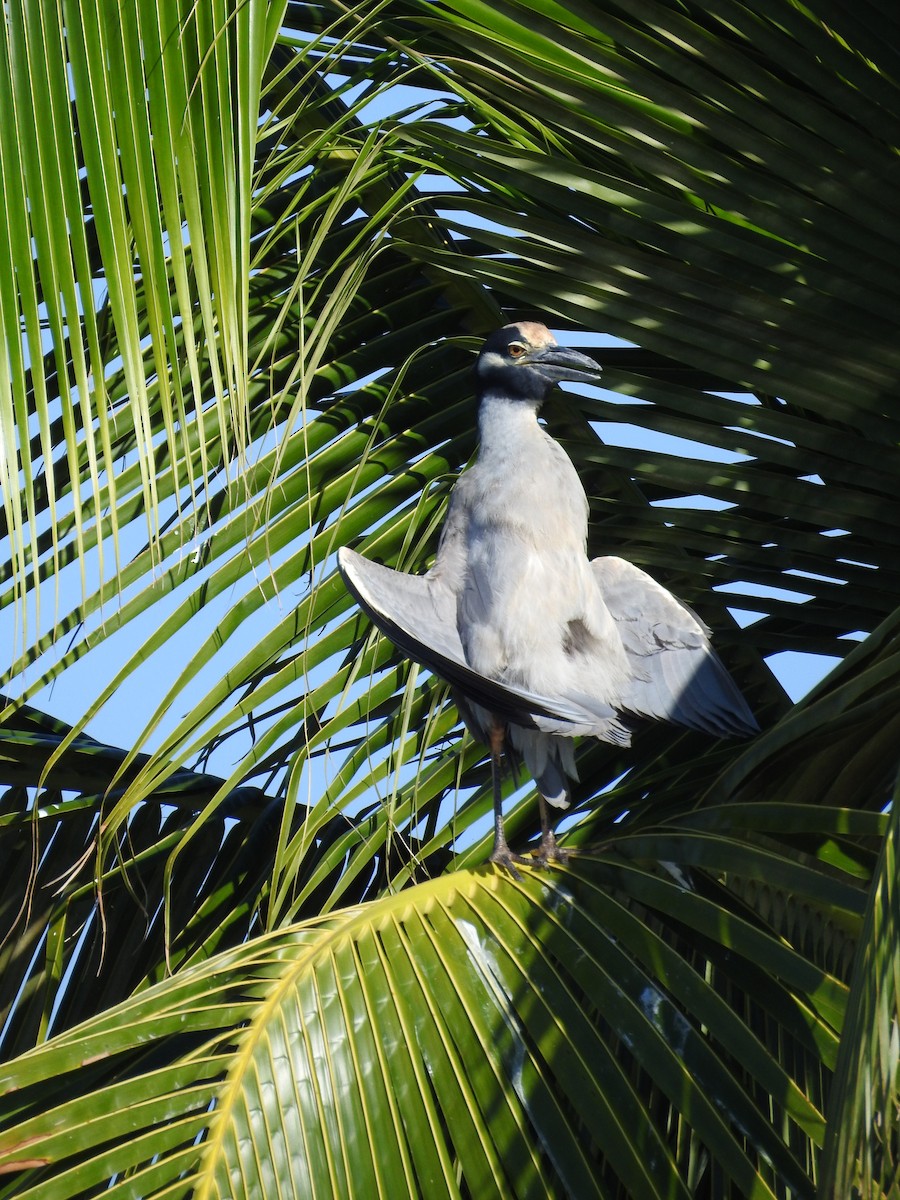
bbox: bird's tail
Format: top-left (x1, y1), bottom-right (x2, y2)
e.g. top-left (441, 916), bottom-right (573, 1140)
top-left (508, 727), bottom-right (578, 809)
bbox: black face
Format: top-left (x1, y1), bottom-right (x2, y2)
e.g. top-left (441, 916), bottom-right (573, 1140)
top-left (475, 322), bottom-right (602, 402)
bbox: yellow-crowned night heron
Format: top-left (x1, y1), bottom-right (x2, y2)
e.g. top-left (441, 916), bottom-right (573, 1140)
top-left (339, 321), bottom-right (757, 871)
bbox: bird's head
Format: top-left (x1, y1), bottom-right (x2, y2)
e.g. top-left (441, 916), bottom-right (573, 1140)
top-left (475, 321), bottom-right (602, 403)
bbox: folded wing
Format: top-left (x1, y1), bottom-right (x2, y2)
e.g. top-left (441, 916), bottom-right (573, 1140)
top-left (590, 556), bottom-right (758, 737)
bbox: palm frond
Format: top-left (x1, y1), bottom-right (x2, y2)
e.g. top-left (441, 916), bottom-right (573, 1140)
top-left (0, 2), bottom-right (899, 1189)
top-left (0, 823), bottom-right (869, 1199)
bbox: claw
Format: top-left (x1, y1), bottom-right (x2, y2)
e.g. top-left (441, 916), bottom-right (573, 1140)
top-left (489, 841), bottom-right (531, 880)
top-left (533, 830), bottom-right (569, 868)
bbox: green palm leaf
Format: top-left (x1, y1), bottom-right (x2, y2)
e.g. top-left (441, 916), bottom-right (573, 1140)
top-left (820, 767), bottom-right (900, 1199)
top-left (0, 820), bottom-right (867, 1198)
top-left (1, 0), bottom-right (899, 1193)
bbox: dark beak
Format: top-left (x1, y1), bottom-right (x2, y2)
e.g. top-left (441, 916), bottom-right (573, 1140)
top-left (527, 345), bottom-right (602, 385)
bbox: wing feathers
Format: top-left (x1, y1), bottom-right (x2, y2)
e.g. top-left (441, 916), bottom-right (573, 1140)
top-left (338, 548), bottom-right (630, 742)
top-left (339, 546), bottom-right (756, 750)
top-left (590, 556), bottom-right (758, 737)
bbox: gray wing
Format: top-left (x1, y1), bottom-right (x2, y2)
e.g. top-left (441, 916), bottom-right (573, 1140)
top-left (591, 556), bottom-right (758, 737)
top-left (338, 546), bottom-right (629, 742)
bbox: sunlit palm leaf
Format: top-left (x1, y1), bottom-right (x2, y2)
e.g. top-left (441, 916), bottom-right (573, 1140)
top-left (0, 835), bottom-right (868, 1199)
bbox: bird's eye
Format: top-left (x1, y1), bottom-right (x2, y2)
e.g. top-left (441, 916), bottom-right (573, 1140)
top-left (508, 343), bottom-right (527, 358)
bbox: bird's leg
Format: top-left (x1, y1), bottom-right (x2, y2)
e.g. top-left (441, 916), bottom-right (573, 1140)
top-left (535, 793), bottom-right (569, 866)
top-left (487, 721), bottom-right (530, 877)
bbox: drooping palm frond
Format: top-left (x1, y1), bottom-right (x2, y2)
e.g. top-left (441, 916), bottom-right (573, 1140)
top-left (0, 809), bottom-right (871, 1199)
top-left (3, 609), bottom-right (898, 1196)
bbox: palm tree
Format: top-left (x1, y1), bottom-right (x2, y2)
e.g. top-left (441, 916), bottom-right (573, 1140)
top-left (0, 0), bottom-right (897, 1195)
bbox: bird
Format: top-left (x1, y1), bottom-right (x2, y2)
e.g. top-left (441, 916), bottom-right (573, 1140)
top-left (338, 321), bottom-right (758, 872)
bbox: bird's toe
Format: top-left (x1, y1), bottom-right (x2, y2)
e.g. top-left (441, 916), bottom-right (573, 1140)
top-left (533, 831), bottom-right (569, 868)
top-left (489, 843), bottom-right (532, 880)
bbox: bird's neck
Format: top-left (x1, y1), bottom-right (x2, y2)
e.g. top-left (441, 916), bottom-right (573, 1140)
top-left (476, 390), bottom-right (546, 458)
